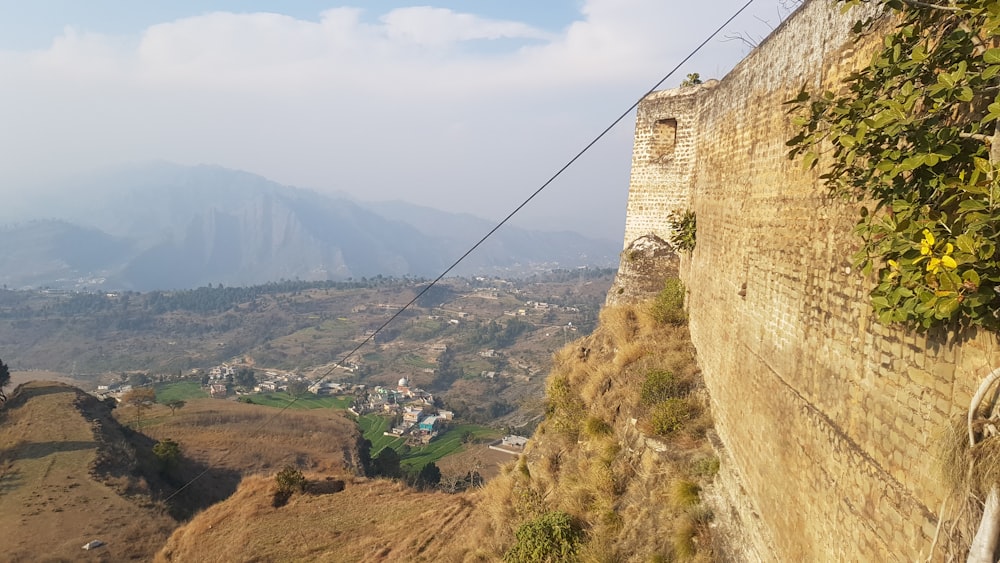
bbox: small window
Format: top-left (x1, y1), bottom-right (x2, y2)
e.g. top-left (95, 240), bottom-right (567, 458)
top-left (652, 118), bottom-right (677, 161)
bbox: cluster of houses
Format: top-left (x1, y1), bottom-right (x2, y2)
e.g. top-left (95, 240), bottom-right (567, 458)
top-left (348, 377), bottom-right (453, 444)
top-left (388, 404), bottom-right (455, 444)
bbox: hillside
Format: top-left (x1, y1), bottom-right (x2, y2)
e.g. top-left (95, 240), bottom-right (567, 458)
top-left (156, 476), bottom-right (476, 562)
top-left (153, 270), bottom-right (722, 561)
top-left (0, 382), bottom-right (176, 561)
top-left (0, 380), bottom-right (373, 560)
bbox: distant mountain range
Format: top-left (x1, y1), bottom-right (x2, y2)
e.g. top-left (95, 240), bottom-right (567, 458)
top-left (0, 163), bottom-right (618, 290)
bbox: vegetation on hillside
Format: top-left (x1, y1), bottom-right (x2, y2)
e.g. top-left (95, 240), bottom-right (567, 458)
top-left (468, 278), bottom-right (717, 561)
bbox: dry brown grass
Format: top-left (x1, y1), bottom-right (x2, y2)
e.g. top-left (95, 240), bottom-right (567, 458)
top-left (465, 294), bottom-right (717, 561)
top-left (157, 473), bottom-right (482, 562)
top-left (0, 382), bottom-right (177, 561)
top-left (124, 398), bottom-right (359, 476)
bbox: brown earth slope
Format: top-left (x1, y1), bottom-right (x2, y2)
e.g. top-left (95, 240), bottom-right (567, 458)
top-left (0, 381), bottom-right (176, 561)
top-left (156, 475), bottom-right (477, 563)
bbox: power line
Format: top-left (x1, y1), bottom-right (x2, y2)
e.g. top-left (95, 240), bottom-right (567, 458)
top-left (163, 0), bottom-right (757, 503)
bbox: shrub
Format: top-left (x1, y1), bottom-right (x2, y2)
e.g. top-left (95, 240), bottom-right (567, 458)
top-left (275, 465), bottom-right (306, 494)
top-left (273, 465), bottom-right (306, 508)
top-left (152, 439), bottom-right (181, 473)
top-left (650, 278), bottom-right (686, 325)
top-left (583, 417), bottom-right (612, 437)
top-left (690, 455), bottom-right (720, 478)
top-left (650, 398), bottom-right (693, 435)
top-left (640, 369), bottom-right (687, 406)
top-left (503, 511), bottom-right (582, 563)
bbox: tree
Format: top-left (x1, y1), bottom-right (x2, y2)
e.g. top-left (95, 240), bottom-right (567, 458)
top-left (787, 2), bottom-right (1000, 559)
top-left (164, 399), bottom-right (186, 416)
top-left (235, 367), bottom-right (256, 389)
top-left (287, 380), bottom-right (309, 397)
top-left (128, 372), bottom-right (151, 387)
top-left (372, 447), bottom-right (401, 478)
top-left (416, 462), bottom-right (441, 489)
top-left (0, 358), bottom-right (9, 403)
top-left (152, 439), bottom-right (181, 474)
top-left (121, 387), bottom-right (156, 427)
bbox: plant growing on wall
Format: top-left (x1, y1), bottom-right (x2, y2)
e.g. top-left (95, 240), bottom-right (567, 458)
top-left (668, 210), bottom-right (697, 252)
top-left (786, 0), bottom-right (1000, 333)
top-left (787, 1), bottom-right (1000, 559)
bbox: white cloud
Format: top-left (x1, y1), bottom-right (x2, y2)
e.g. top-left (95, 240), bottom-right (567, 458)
top-left (0, 1), bottom-right (784, 239)
top-left (380, 7), bottom-right (553, 46)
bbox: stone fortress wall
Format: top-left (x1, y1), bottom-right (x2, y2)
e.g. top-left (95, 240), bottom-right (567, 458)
top-left (620, 0), bottom-right (1000, 559)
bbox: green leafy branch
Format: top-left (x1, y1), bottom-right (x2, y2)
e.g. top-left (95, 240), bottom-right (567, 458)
top-left (786, 0), bottom-right (1000, 331)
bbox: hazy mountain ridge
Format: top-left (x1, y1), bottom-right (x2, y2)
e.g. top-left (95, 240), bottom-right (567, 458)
top-left (0, 163), bottom-right (618, 290)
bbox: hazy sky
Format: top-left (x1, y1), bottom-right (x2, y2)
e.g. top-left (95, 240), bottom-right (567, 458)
top-left (0, 1), bottom-right (792, 241)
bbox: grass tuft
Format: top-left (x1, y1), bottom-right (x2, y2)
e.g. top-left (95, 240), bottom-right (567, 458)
top-left (669, 479), bottom-right (701, 510)
top-left (584, 417), bottom-right (613, 438)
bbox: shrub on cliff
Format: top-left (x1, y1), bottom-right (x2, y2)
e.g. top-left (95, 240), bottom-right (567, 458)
top-left (650, 398), bottom-right (694, 436)
top-left (503, 511), bottom-right (582, 563)
top-left (651, 278), bottom-right (686, 325)
top-left (273, 465), bottom-right (306, 507)
top-left (640, 369), bottom-right (688, 405)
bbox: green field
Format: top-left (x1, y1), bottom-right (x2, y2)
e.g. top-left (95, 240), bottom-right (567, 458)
top-left (154, 380), bottom-right (209, 402)
top-left (250, 392), bottom-right (353, 410)
top-left (356, 414), bottom-right (499, 469)
top-left (357, 414), bottom-right (405, 454)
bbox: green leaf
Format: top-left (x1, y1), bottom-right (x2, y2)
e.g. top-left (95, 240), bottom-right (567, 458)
top-left (985, 48), bottom-right (1000, 64)
top-left (956, 234), bottom-right (976, 254)
top-left (963, 270), bottom-right (981, 287)
top-left (936, 297), bottom-right (960, 318)
top-left (974, 157), bottom-right (992, 174)
top-left (959, 199), bottom-right (987, 212)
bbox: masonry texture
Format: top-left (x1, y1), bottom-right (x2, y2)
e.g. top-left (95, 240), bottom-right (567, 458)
top-left (620, 0), bottom-right (1000, 560)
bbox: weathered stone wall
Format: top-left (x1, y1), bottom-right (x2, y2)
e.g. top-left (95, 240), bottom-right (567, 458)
top-left (620, 0), bottom-right (1000, 560)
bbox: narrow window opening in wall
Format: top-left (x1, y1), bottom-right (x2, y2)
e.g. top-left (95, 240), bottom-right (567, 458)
top-left (652, 118), bottom-right (677, 162)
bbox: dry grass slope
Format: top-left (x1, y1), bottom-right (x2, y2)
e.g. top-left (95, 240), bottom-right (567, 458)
top-left (153, 282), bottom-right (719, 562)
top-left (465, 294), bottom-right (718, 561)
top-left (156, 474), bottom-right (478, 562)
top-left (0, 381), bottom-right (176, 561)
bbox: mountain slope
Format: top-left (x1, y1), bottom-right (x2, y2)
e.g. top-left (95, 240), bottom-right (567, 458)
top-left (0, 163), bottom-right (618, 290)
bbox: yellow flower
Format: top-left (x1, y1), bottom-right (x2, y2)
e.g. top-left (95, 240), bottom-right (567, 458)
top-left (926, 253), bottom-right (956, 274)
top-left (920, 229), bottom-right (935, 256)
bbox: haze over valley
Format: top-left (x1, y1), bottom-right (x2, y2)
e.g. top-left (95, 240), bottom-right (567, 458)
top-left (0, 162), bottom-right (619, 291)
